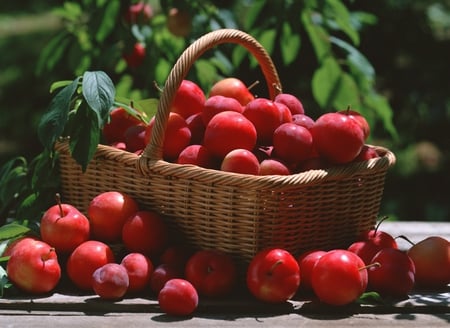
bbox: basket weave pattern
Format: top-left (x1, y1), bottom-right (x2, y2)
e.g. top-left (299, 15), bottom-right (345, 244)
top-left (55, 29), bottom-right (396, 265)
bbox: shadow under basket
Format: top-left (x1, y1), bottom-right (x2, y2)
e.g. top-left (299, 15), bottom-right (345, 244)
top-left (55, 141), bottom-right (396, 267)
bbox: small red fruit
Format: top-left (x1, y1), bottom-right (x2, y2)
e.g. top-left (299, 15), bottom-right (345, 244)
top-left (145, 112), bottom-right (191, 161)
top-left (259, 158), bottom-right (291, 175)
top-left (311, 249), bottom-right (368, 306)
top-left (40, 193), bottom-right (90, 254)
top-left (209, 77), bottom-right (255, 106)
top-left (123, 43), bottom-right (146, 69)
top-left (348, 218), bottom-right (398, 265)
top-left (354, 145), bottom-right (380, 162)
top-left (7, 239), bottom-right (61, 294)
top-left (124, 1), bottom-right (153, 25)
top-left (176, 144), bottom-right (216, 169)
top-left (66, 240), bottom-right (115, 291)
top-left (150, 263), bottom-right (183, 294)
top-left (338, 108), bottom-right (371, 140)
top-left (202, 95), bottom-right (243, 125)
top-left (122, 210), bottom-right (169, 257)
top-left (185, 250), bottom-right (237, 297)
top-left (220, 149), bottom-right (260, 175)
top-left (296, 250), bottom-right (326, 292)
top-left (120, 252), bottom-right (154, 294)
top-left (103, 107), bottom-right (142, 144)
top-left (272, 123), bottom-right (313, 165)
top-left (310, 112), bottom-right (365, 164)
top-left (88, 191), bottom-right (139, 243)
top-left (247, 248), bottom-right (300, 303)
top-left (243, 98), bottom-right (285, 145)
top-left (368, 248), bottom-right (415, 298)
top-left (124, 124), bottom-right (147, 153)
top-left (292, 114), bottom-right (315, 130)
top-left (170, 80), bottom-right (205, 119)
top-left (203, 111), bottom-right (257, 159)
top-left (274, 93), bottom-right (305, 115)
top-left (158, 278), bottom-right (198, 316)
top-left (92, 263), bottom-right (129, 300)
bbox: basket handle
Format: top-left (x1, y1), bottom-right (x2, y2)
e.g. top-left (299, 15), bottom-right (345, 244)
top-left (141, 28), bottom-right (282, 161)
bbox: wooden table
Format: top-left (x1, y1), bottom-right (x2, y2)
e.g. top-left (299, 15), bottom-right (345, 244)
top-left (1, 221), bottom-right (449, 327)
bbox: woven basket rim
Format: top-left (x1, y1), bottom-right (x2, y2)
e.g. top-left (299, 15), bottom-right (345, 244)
top-left (140, 145), bottom-right (395, 189)
top-left (55, 141), bottom-right (395, 190)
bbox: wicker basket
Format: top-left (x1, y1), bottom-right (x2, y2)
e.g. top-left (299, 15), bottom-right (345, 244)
top-left (55, 29), bottom-right (396, 266)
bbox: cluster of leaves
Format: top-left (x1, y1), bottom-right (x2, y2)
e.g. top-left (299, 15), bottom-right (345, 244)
top-left (36, 0), bottom-right (397, 140)
top-left (0, 154), bottom-right (58, 230)
top-left (38, 71), bottom-right (116, 171)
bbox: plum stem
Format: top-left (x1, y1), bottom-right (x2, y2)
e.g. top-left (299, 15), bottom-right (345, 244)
top-left (359, 262), bottom-right (381, 271)
top-left (395, 235), bottom-right (416, 246)
top-left (374, 215), bottom-right (390, 235)
top-left (41, 247), bottom-right (56, 263)
top-left (247, 80), bottom-right (260, 91)
top-left (153, 80), bottom-right (163, 93)
top-left (55, 193), bottom-right (63, 218)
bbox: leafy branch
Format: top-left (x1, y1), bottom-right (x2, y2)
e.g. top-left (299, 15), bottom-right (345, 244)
top-left (38, 71), bottom-right (116, 172)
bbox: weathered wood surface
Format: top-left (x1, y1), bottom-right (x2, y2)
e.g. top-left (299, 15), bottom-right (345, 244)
top-left (0, 221), bottom-right (449, 327)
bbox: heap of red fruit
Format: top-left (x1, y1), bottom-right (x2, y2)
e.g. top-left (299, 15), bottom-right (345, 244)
top-left (5, 190), bottom-right (450, 308)
top-left (104, 77), bottom-right (378, 175)
top-left (3, 197), bottom-right (449, 315)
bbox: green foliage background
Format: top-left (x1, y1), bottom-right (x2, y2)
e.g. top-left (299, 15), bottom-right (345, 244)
top-left (0, 0), bottom-right (449, 223)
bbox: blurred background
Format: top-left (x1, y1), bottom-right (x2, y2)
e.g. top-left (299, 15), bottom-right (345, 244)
top-left (0, 0), bottom-right (449, 222)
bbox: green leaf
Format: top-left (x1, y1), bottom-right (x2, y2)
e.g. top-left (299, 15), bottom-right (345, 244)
top-left (0, 223), bottom-right (31, 241)
top-left (35, 32), bottom-right (72, 75)
top-left (0, 157), bottom-right (28, 219)
top-left (29, 151), bottom-right (59, 191)
top-left (155, 58), bottom-right (172, 85)
top-left (38, 77), bottom-right (81, 151)
top-left (133, 98), bottom-right (159, 120)
top-left (231, 45), bottom-right (248, 69)
top-left (350, 11), bottom-right (378, 31)
top-left (242, 0), bottom-right (267, 30)
top-left (357, 291), bottom-right (385, 305)
top-left (49, 80), bottom-right (75, 93)
top-left (258, 28), bottom-right (277, 56)
top-left (210, 50), bottom-right (233, 76)
top-left (82, 71), bottom-right (116, 128)
top-left (68, 104), bottom-right (101, 172)
top-left (311, 56), bottom-right (342, 108)
top-left (331, 72), bottom-right (361, 110)
top-left (95, 0), bottom-right (120, 43)
top-left (301, 8), bottom-right (331, 62)
top-left (280, 22), bottom-right (301, 66)
top-left (195, 59), bottom-right (218, 91)
top-left (325, 0), bottom-right (359, 45)
top-left (365, 92), bottom-right (399, 140)
top-left (249, 28), bottom-right (276, 68)
top-left (53, 2), bottom-right (83, 21)
top-left (0, 165), bottom-right (28, 211)
top-left (330, 36), bottom-right (375, 85)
